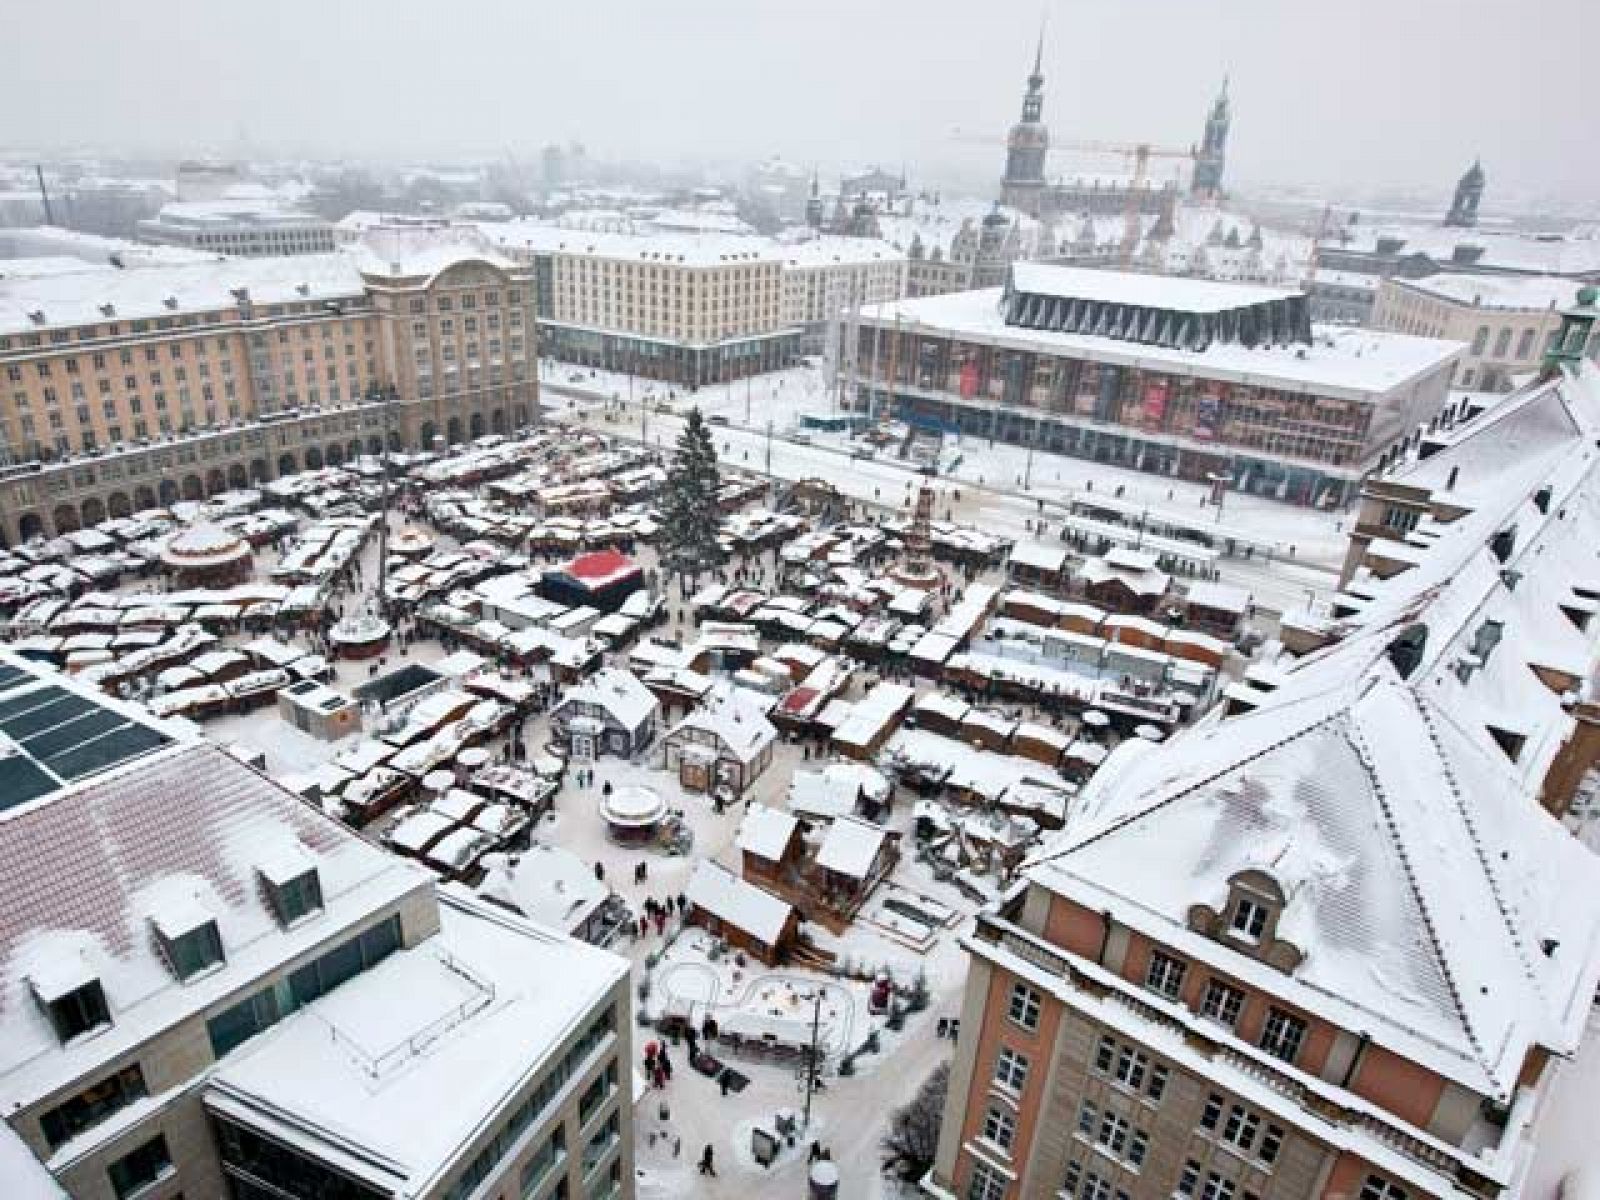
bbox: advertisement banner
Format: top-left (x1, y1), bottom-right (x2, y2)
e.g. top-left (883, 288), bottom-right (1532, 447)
top-left (1141, 380), bottom-right (1169, 432)
top-left (959, 359), bottom-right (979, 400)
top-left (1195, 385), bottom-right (1221, 441)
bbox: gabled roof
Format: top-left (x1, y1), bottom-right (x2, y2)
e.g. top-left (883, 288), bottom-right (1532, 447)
top-left (669, 683), bottom-right (777, 764)
top-left (558, 667), bottom-right (657, 731)
top-left (1030, 640), bottom-right (1600, 1101)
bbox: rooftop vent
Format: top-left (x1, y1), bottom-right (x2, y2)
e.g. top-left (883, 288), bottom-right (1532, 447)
top-left (1534, 484), bottom-right (1553, 514)
top-left (163, 296), bottom-right (178, 310)
top-left (1446, 465), bottom-right (1460, 491)
top-left (1471, 618), bottom-right (1504, 664)
top-left (99, 304), bottom-right (116, 318)
top-left (1490, 527), bottom-right (1517, 563)
top-left (27, 309), bottom-right (45, 325)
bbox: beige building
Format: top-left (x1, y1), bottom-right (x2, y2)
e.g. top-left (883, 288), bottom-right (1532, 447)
top-left (777, 236), bottom-right (907, 350)
top-left (1370, 274), bottom-right (1594, 391)
top-left (481, 223), bottom-right (799, 385)
top-left (0, 227), bottom-right (536, 545)
top-left (928, 340), bottom-right (1600, 1200)
top-left (0, 651), bottom-right (633, 1200)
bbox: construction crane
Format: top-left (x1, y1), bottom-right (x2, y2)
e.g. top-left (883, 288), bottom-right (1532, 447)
top-left (947, 131), bottom-right (1193, 265)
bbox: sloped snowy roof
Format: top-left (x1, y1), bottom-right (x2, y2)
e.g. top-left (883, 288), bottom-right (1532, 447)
top-left (685, 861), bottom-right (794, 946)
top-left (559, 666), bottom-right (657, 732)
top-left (815, 816), bottom-right (889, 879)
top-left (737, 804), bottom-right (800, 862)
top-left (1030, 647), bottom-right (1600, 1101)
top-left (475, 844), bottom-right (608, 937)
top-left (670, 683), bottom-right (777, 763)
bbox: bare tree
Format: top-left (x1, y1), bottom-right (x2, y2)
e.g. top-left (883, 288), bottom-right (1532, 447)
top-left (881, 1061), bottom-right (949, 1181)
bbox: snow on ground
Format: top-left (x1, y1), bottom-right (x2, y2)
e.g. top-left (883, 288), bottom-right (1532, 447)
top-left (543, 361), bottom-right (1349, 615)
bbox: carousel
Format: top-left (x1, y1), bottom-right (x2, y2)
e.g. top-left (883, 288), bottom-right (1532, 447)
top-left (329, 610), bottom-right (393, 660)
top-left (600, 783), bottom-right (667, 845)
top-left (160, 522), bottom-right (254, 588)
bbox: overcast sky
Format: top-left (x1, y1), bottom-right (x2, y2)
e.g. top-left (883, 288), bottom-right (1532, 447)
top-left (3, 0), bottom-right (1595, 207)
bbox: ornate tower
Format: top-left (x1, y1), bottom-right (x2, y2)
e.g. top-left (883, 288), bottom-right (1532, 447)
top-left (1000, 31), bottom-right (1050, 217)
top-left (1444, 159), bottom-right (1485, 227)
top-left (1190, 77), bottom-right (1230, 203)
top-left (1542, 286), bottom-right (1598, 377)
top-left (804, 171), bottom-right (824, 229)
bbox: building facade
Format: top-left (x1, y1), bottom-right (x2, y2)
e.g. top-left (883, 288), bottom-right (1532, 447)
top-left (1369, 274), bottom-right (1592, 391)
top-left (0, 228), bottom-right (537, 544)
top-left (481, 224), bottom-right (799, 386)
top-left (0, 653), bottom-right (634, 1200)
top-left (779, 236), bottom-right (908, 351)
top-left (850, 263), bottom-right (1460, 507)
top-left (928, 355), bottom-right (1600, 1200)
top-left (137, 202), bottom-right (336, 257)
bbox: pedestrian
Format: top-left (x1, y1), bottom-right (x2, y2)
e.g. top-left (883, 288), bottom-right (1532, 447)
top-left (719, 1073), bottom-right (730, 1097)
top-left (653, 1063), bottom-right (666, 1089)
top-left (660, 1048), bottom-right (673, 1081)
top-left (698, 1145), bottom-right (716, 1176)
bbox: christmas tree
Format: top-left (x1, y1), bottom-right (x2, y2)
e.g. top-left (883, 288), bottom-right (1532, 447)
top-left (659, 408), bottom-right (725, 581)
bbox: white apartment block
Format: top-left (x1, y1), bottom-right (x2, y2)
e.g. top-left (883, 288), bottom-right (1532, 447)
top-left (138, 203), bottom-right (336, 258)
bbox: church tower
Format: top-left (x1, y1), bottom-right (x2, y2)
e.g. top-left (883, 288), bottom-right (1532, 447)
top-left (1190, 77), bottom-right (1230, 203)
top-left (805, 171), bottom-right (824, 229)
top-left (1444, 159), bottom-right (1485, 227)
top-left (1000, 31), bottom-right (1049, 217)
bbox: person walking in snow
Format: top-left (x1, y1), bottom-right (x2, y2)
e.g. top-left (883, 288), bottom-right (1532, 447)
top-left (698, 1145), bottom-right (716, 1176)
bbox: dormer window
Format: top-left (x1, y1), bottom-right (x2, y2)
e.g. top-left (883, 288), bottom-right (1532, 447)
top-left (152, 902), bottom-right (225, 982)
top-left (261, 862), bottom-right (323, 928)
top-left (32, 966), bottom-right (111, 1044)
top-left (1230, 897), bottom-right (1269, 943)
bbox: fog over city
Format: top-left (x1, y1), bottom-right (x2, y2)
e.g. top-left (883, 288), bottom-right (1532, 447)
top-left (3, 0), bottom-right (1597, 206)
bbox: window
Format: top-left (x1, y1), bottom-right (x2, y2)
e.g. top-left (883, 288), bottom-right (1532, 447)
top-left (1493, 328), bottom-right (1512, 357)
top-left (1007, 981), bottom-right (1041, 1030)
top-left (982, 1105), bottom-right (1017, 1153)
top-left (1094, 1035), bottom-right (1115, 1073)
top-left (967, 1161), bottom-right (1008, 1200)
top-left (1230, 898), bottom-right (1268, 941)
top-left (1258, 1124), bottom-right (1284, 1165)
top-left (263, 866), bottom-right (323, 927)
top-left (1202, 1173), bottom-right (1236, 1200)
top-left (158, 918), bottom-right (224, 981)
top-left (1200, 1092), bottom-right (1224, 1131)
top-left (1471, 326), bottom-right (1489, 355)
top-left (1259, 1008), bottom-right (1306, 1064)
top-left (1145, 950), bottom-right (1187, 1000)
top-left (39, 1064), bottom-right (148, 1150)
top-left (1360, 1177), bottom-right (1408, 1200)
top-left (1222, 1105), bottom-right (1260, 1151)
top-left (1200, 980), bottom-right (1245, 1029)
top-left (107, 1134), bottom-right (171, 1199)
top-left (1178, 1161), bottom-right (1201, 1197)
top-left (1114, 1044), bottom-right (1147, 1091)
top-left (44, 980), bottom-right (111, 1043)
top-left (1517, 328), bottom-right (1536, 359)
top-left (994, 1047), bottom-right (1029, 1092)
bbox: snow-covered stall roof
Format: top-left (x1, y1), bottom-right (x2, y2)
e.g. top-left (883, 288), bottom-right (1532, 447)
top-left (476, 844), bottom-right (609, 938)
top-left (815, 816), bottom-right (889, 880)
top-left (558, 666), bottom-right (658, 732)
top-left (685, 861), bottom-right (794, 948)
top-left (737, 804), bottom-right (800, 862)
top-left (669, 684), bottom-right (777, 764)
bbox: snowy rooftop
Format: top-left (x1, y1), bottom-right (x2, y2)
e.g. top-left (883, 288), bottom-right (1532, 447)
top-left (1326, 224), bottom-right (1600, 277)
top-left (777, 235), bottom-right (906, 269)
top-left (814, 816), bottom-right (889, 880)
top-left (685, 861), bottom-right (793, 946)
top-left (0, 730), bottom-right (427, 1111)
top-left (863, 287), bottom-right (1461, 399)
top-left (208, 889), bottom-right (626, 1197)
top-left (671, 683), bottom-right (777, 763)
top-left (351, 225), bottom-right (518, 282)
top-left (0, 252), bottom-right (364, 336)
top-left (737, 803), bottom-right (800, 862)
top-left (1009, 261), bottom-right (1300, 315)
top-left (475, 842), bottom-right (609, 939)
top-left (477, 220), bottom-right (782, 268)
top-left (1393, 272), bottom-right (1583, 312)
top-left (560, 666), bottom-right (657, 731)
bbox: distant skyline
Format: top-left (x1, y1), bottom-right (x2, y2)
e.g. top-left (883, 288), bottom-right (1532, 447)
top-left (2, 0), bottom-right (1596, 210)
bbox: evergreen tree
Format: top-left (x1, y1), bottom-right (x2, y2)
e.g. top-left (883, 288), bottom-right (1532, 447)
top-left (659, 408), bottom-right (725, 581)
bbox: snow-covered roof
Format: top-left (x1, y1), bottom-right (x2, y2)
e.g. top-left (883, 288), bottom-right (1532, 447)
top-left (0, 737), bottom-right (427, 1114)
top-left (477, 220), bottom-right (783, 269)
top-left (1392, 272), bottom-right (1581, 312)
top-left (863, 288), bottom-right (1462, 399)
top-left (670, 683), bottom-right (777, 764)
top-left (208, 889), bottom-right (626, 1197)
top-left (1009, 541), bottom-right (1069, 572)
top-left (778, 235), bottom-right (906, 269)
top-left (350, 224), bottom-right (519, 282)
top-left (0, 252), bottom-right (364, 336)
top-left (815, 816), bottom-right (890, 880)
top-left (559, 666), bottom-right (657, 732)
top-left (787, 761), bottom-right (890, 821)
top-left (737, 803), bottom-right (800, 862)
top-left (685, 861), bottom-right (794, 947)
top-left (475, 844), bottom-right (608, 937)
top-left (1011, 261), bottom-right (1299, 315)
top-left (832, 682), bottom-right (914, 750)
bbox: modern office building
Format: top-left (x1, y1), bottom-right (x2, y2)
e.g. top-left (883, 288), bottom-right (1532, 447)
top-left (926, 341), bottom-right (1600, 1200)
top-left (0, 226), bottom-right (536, 545)
top-left (137, 202), bottom-right (336, 258)
top-left (480, 223), bottom-right (799, 385)
top-left (850, 263), bottom-right (1461, 507)
top-left (0, 651), bottom-right (633, 1200)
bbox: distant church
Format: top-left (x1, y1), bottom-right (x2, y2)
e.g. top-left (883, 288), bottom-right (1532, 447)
top-left (997, 35), bottom-right (1230, 220)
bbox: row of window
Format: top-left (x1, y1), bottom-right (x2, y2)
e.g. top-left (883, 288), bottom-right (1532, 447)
top-left (1198, 1092), bottom-right (1284, 1163)
top-left (1143, 950), bottom-right (1309, 1065)
top-left (1091, 1035), bottom-right (1170, 1102)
